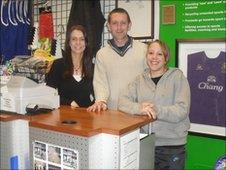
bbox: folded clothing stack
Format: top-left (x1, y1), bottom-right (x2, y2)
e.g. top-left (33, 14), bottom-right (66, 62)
top-left (11, 53), bottom-right (53, 83)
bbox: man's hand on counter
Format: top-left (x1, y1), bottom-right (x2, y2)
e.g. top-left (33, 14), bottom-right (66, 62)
top-left (87, 101), bottom-right (107, 112)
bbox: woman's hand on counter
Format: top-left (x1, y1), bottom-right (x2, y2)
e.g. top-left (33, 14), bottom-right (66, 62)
top-left (140, 102), bottom-right (157, 119)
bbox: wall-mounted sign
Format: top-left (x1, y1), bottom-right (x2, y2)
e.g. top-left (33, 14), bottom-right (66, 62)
top-left (162, 5), bottom-right (176, 25)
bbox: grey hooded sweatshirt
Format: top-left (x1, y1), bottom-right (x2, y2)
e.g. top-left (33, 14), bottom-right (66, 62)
top-left (118, 68), bottom-right (191, 146)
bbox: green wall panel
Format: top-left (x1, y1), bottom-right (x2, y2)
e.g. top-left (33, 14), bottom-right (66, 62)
top-left (160, 0), bottom-right (226, 67)
top-left (159, 0), bottom-right (226, 169)
top-left (186, 134), bottom-right (226, 170)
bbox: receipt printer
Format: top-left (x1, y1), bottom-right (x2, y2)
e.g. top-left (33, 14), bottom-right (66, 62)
top-left (0, 76), bottom-right (60, 114)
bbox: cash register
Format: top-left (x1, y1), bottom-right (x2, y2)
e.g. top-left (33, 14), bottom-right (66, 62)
top-left (0, 76), bottom-right (60, 114)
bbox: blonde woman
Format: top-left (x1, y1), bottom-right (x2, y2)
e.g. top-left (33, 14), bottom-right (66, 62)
top-left (118, 40), bottom-right (191, 170)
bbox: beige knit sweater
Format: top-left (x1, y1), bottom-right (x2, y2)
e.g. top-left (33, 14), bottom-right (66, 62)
top-left (93, 40), bottom-right (147, 109)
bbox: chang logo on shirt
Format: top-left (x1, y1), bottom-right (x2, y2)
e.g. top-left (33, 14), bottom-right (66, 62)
top-left (215, 156), bottom-right (226, 170)
top-left (198, 75), bottom-right (224, 93)
top-left (196, 64), bottom-right (204, 71)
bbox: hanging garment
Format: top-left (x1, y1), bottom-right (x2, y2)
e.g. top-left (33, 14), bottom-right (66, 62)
top-left (39, 7), bottom-right (54, 39)
top-left (0, 0), bottom-right (30, 62)
top-left (0, 0), bottom-right (17, 61)
top-left (15, 0), bottom-right (30, 55)
top-left (66, 0), bottom-right (106, 55)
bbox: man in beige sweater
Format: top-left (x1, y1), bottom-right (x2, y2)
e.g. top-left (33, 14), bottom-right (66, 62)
top-left (87, 8), bottom-right (147, 111)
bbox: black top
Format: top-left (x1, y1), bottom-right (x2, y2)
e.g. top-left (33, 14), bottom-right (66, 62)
top-left (151, 75), bottom-right (163, 85)
top-left (46, 58), bottom-right (94, 107)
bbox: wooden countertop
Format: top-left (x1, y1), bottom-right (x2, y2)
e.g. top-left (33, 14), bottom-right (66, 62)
top-left (28, 106), bottom-right (152, 137)
top-left (0, 112), bottom-right (26, 121)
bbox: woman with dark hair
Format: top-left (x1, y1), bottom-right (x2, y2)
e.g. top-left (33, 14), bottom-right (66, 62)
top-left (46, 25), bottom-right (94, 107)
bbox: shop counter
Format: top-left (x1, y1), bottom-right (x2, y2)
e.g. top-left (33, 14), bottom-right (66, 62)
top-left (0, 113), bottom-right (29, 169)
top-left (29, 106), bottom-right (154, 169)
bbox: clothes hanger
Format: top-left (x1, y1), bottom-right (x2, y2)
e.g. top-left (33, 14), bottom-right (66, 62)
top-left (8, 0), bottom-right (18, 26)
top-left (23, 0), bottom-right (30, 25)
top-left (18, 0), bottom-right (25, 23)
top-left (1, 0), bottom-right (9, 26)
top-left (39, 0), bottom-right (51, 14)
top-left (57, 24), bottom-right (65, 38)
top-left (15, 0), bottom-right (22, 23)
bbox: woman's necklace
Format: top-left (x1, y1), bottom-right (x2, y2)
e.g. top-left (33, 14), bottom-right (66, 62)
top-left (73, 65), bottom-right (82, 82)
top-left (74, 65), bottom-right (81, 74)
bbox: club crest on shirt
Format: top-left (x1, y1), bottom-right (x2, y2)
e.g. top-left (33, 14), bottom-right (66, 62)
top-left (196, 64), bottom-right (204, 70)
top-left (207, 75), bottom-right (216, 83)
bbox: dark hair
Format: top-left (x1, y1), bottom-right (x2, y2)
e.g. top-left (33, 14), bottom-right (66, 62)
top-left (148, 39), bottom-right (170, 61)
top-left (108, 8), bottom-right (131, 23)
top-left (63, 25), bottom-right (94, 79)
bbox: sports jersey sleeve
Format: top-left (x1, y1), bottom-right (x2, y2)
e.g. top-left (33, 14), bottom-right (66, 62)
top-left (93, 51), bottom-right (110, 103)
